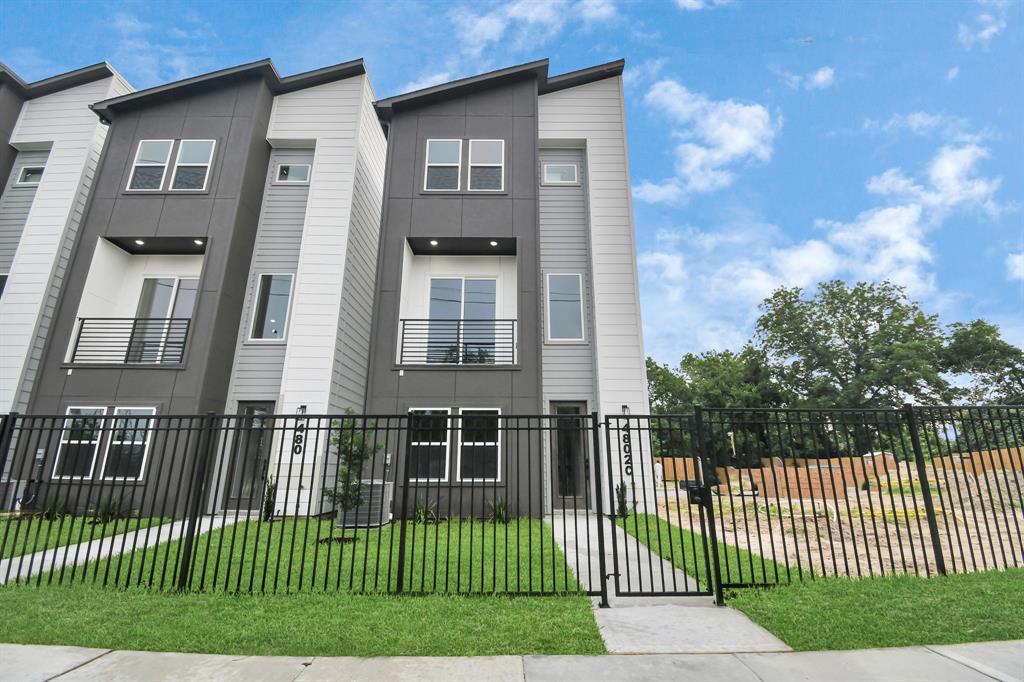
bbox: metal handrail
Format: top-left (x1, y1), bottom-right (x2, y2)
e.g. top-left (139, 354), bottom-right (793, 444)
top-left (399, 318), bottom-right (517, 365)
top-left (71, 317), bottom-right (191, 364)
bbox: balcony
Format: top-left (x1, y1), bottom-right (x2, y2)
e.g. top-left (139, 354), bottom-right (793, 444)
top-left (70, 318), bottom-right (191, 365)
top-left (399, 319), bottom-right (517, 365)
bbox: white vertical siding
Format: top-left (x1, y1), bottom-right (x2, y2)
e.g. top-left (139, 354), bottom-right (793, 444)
top-left (0, 74), bottom-right (129, 411)
top-left (538, 77), bottom-right (650, 418)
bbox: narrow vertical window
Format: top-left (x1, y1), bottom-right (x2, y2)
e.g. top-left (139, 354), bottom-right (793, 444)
top-left (16, 166), bottom-right (44, 185)
top-left (170, 140), bottom-right (216, 190)
top-left (409, 409), bottom-right (450, 481)
top-left (546, 273), bottom-right (585, 342)
top-left (250, 274), bottom-right (294, 340)
top-left (53, 407), bottom-right (105, 479)
top-left (0, 274), bottom-right (7, 299)
top-left (469, 140), bottom-right (504, 191)
top-left (424, 139), bottom-right (461, 191)
top-left (128, 140), bottom-right (174, 191)
top-left (101, 407), bottom-right (155, 479)
top-left (458, 409), bottom-right (500, 481)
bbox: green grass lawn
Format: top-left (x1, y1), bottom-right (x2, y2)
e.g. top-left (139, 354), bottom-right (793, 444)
top-left (0, 585), bottom-right (605, 656)
top-left (729, 569), bottom-right (1024, 650)
top-left (30, 517), bottom-right (582, 594)
top-left (616, 512), bottom-right (788, 587)
top-left (0, 516), bottom-right (169, 559)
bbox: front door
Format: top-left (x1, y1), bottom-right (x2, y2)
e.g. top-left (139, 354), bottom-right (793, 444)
top-left (224, 402), bottom-right (275, 510)
top-left (550, 402), bottom-right (589, 509)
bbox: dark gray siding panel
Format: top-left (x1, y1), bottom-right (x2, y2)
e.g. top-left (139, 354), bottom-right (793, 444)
top-left (0, 150), bottom-right (48, 270)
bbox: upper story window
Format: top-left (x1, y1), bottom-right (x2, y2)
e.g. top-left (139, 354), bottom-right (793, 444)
top-left (424, 139), bottom-right (461, 191)
top-left (250, 273), bottom-right (294, 341)
top-left (468, 140), bottom-right (504, 191)
top-left (0, 274), bottom-right (7, 299)
top-left (171, 140), bottom-right (216, 191)
top-left (542, 163), bottom-right (578, 185)
top-left (546, 273), bottom-right (585, 342)
top-left (128, 140), bottom-right (174, 191)
top-left (276, 164), bottom-right (311, 184)
top-left (16, 166), bottom-right (44, 186)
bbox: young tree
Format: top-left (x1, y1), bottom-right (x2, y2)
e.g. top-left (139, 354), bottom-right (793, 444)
top-left (647, 347), bottom-right (787, 413)
top-left (322, 411), bottom-right (383, 539)
top-left (754, 280), bottom-right (954, 408)
top-left (944, 320), bottom-right (1024, 404)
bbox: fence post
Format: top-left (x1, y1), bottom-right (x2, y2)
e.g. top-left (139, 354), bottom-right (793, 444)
top-left (177, 412), bottom-right (217, 591)
top-left (694, 406), bottom-right (725, 605)
top-left (395, 411), bottom-right (415, 593)
top-left (902, 403), bottom-right (947, 576)
top-left (590, 411), bottom-right (610, 608)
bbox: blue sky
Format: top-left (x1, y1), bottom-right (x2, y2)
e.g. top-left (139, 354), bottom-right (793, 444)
top-left (2, 0), bottom-right (1021, 363)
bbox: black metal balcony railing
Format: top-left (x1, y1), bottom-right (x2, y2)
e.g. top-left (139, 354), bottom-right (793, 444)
top-left (399, 319), bottom-right (517, 365)
top-left (71, 318), bottom-right (191, 364)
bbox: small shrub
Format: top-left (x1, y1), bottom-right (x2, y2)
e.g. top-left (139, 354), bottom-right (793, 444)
top-left (92, 497), bottom-right (120, 525)
top-left (413, 500), bottom-right (438, 524)
top-left (39, 499), bottom-right (68, 520)
top-left (488, 497), bottom-right (510, 524)
top-left (262, 476), bottom-right (277, 522)
top-left (615, 481), bottom-right (632, 519)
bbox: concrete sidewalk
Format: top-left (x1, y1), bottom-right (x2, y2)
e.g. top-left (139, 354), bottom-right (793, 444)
top-left (2, 641), bottom-right (1021, 682)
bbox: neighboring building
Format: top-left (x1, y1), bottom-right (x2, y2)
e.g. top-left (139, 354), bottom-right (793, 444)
top-left (0, 62), bottom-right (133, 413)
top-left (366, 59), bottom-right (649, 514)
top-left (21, 59), bottom-right (386, 514)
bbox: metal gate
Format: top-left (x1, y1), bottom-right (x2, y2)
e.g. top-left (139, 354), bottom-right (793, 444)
top-left (604, 413), bottom-right (722, 601)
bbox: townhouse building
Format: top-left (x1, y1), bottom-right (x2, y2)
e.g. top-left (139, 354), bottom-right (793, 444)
top-left (0, 63), bottom-right (133, 414)
top-left (366, 59), bottom-right (649, 515)
top-left (18, 59), bottom-right (385, 514)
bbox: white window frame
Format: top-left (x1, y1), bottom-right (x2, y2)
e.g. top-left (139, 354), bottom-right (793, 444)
top-left (456, 408), bottom-right (501, 483)
top-left (541, 163), bottom-right (579, 186)
top-left (53, 407), bottom-right (106, 480)
top-left (408, 407), bottom-right (451, 483)
top-left (425, 276), bottom-right (501, 365)
top-left (99, 407), bottom-right (156, 481)
top-left (126, 139), bottom-right (174, 192)
top-left (274, 163), bottom-right (311, 185)
top-left (423, 139), bottom-right (462, 192)
top-left (15, 166), bottom-right (45, 186)
top-left (545, 273), bottom-right (586, 343)
top-left (169, 139), bottom-right (217, 192)
top-left (468, 139), bottom-right (505, 192)
top-left (247, 272), bottom-right (295, 343)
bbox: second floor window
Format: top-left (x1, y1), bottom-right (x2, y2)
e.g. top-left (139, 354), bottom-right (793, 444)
top-left (428, 277), bottom-right (496, 363)
top-left (250, 273), bottom-right (294, 341)
top-left (468, 140), bottom-right (504, 191)
top-left (128, 140), bottom-right (173, 191)
top-left (546, 273), bottom-right (585, 342)
top-left (424, 139), bottom-right (461, 191)
top-left (171, 140), bottom-right (216, 190)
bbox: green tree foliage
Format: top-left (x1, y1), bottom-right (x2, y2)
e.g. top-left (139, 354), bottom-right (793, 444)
top-left (646, 347), bottom-right (786, 414)
top-left (944, 320), bottom-right (1024, 404)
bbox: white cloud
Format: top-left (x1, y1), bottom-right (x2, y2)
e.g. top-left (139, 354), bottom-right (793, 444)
top-left (675, 0), bottom-right (732, 10)
top-left (109, 10), bottom-right (216, 87)
top-left (958, 0), bottom-right (1010, 49)
top-left (862, 111), bottom-right (986, 145)
top-left (623, 57), bottom-right (666, 88)
top-left (947, 66), bottom-right (960, 81)
top-left (635, 79), bottom-right (779, 202)
top-left (1007, 253), bottom-right (1024, 281)
top-left (805, 66), bottom-right (835, 89)
top-left (775, 65), bottom-right (836, 90)
top-left (399, 71), bottom-right (454, 94)
top-left (576, 0), bottom-right (617, 23)
top-left (451, 0), bottom-right (569, 57)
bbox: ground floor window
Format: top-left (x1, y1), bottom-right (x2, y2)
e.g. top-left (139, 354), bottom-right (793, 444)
top-left (53, 407), bottom-right (105, 479)
top-left (53, 406), bottom-right (155, 480)
top-left (100, 407), bottom-right (156, 479)
top-left (409, 408), bottom-right (450, 481)
top-left (458, 409), bottom-right (500, 482)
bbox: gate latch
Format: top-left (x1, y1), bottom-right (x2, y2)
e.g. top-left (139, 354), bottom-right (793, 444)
top-left (685, 482), bottom-right (706, 505)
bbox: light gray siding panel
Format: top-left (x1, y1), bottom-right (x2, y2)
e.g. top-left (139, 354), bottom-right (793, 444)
top-left (330, 79), bottom-right (386, 412)
top-left (539, 148), bottom-right (595, 407)
top-left (0, 150), bottom-right (48, 271)
top-left (225, 149), bottom-right (313, 406)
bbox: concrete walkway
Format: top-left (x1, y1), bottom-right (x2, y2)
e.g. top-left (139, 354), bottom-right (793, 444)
top-left (548, 511), bottom-right (789, 654)
top-left (0, 515), bottom-right (239, 585)
top-left (1, 641), bottom-right (1021, 681)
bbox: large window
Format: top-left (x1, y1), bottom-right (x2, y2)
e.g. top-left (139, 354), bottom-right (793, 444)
top-left (546, 273), bottom-right (585, 342)
top-left (170, 140), bottom-right (216, 191)
top-left (53, 407), bottom-right (105, 479)
top-left (424, 139), bottom-right (461, 191)
top-left (16, 166), bottom-right (44, 186)
top-left (127, 140), bottom-right (174, 191)
top-left (100, 407), bottom-right (156, 479)
top-left (458, 409), bottom-right (500, 481)
top-left (408, 409), bottom-right (450, 482)
top-left (427, 277), bottom-right (497, 363)
top-left (250, 273), bottom-right (294, 341)
top-left (128, 277), bottom-right (199, 363)
top-left (468, 140), bottom-right (504, 191)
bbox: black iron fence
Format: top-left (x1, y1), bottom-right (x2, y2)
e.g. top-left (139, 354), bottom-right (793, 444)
top-left (0, 405), bottom-right (1019, 599)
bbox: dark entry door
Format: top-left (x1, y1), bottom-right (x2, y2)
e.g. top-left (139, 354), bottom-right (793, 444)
top-left (225, 402), bottom-right (275, 510)
top-left (551, 402), bottom-right (589, 509)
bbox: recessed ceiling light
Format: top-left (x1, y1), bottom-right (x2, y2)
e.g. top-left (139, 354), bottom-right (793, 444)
top-left (429, 240), bottom-right (439, 246)
top-left (489, 240), bottom-right (498, 247)
top-left (134, 239), bottom-right (145, 245)
top-left (193, 239), bottom-right (204, 246)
